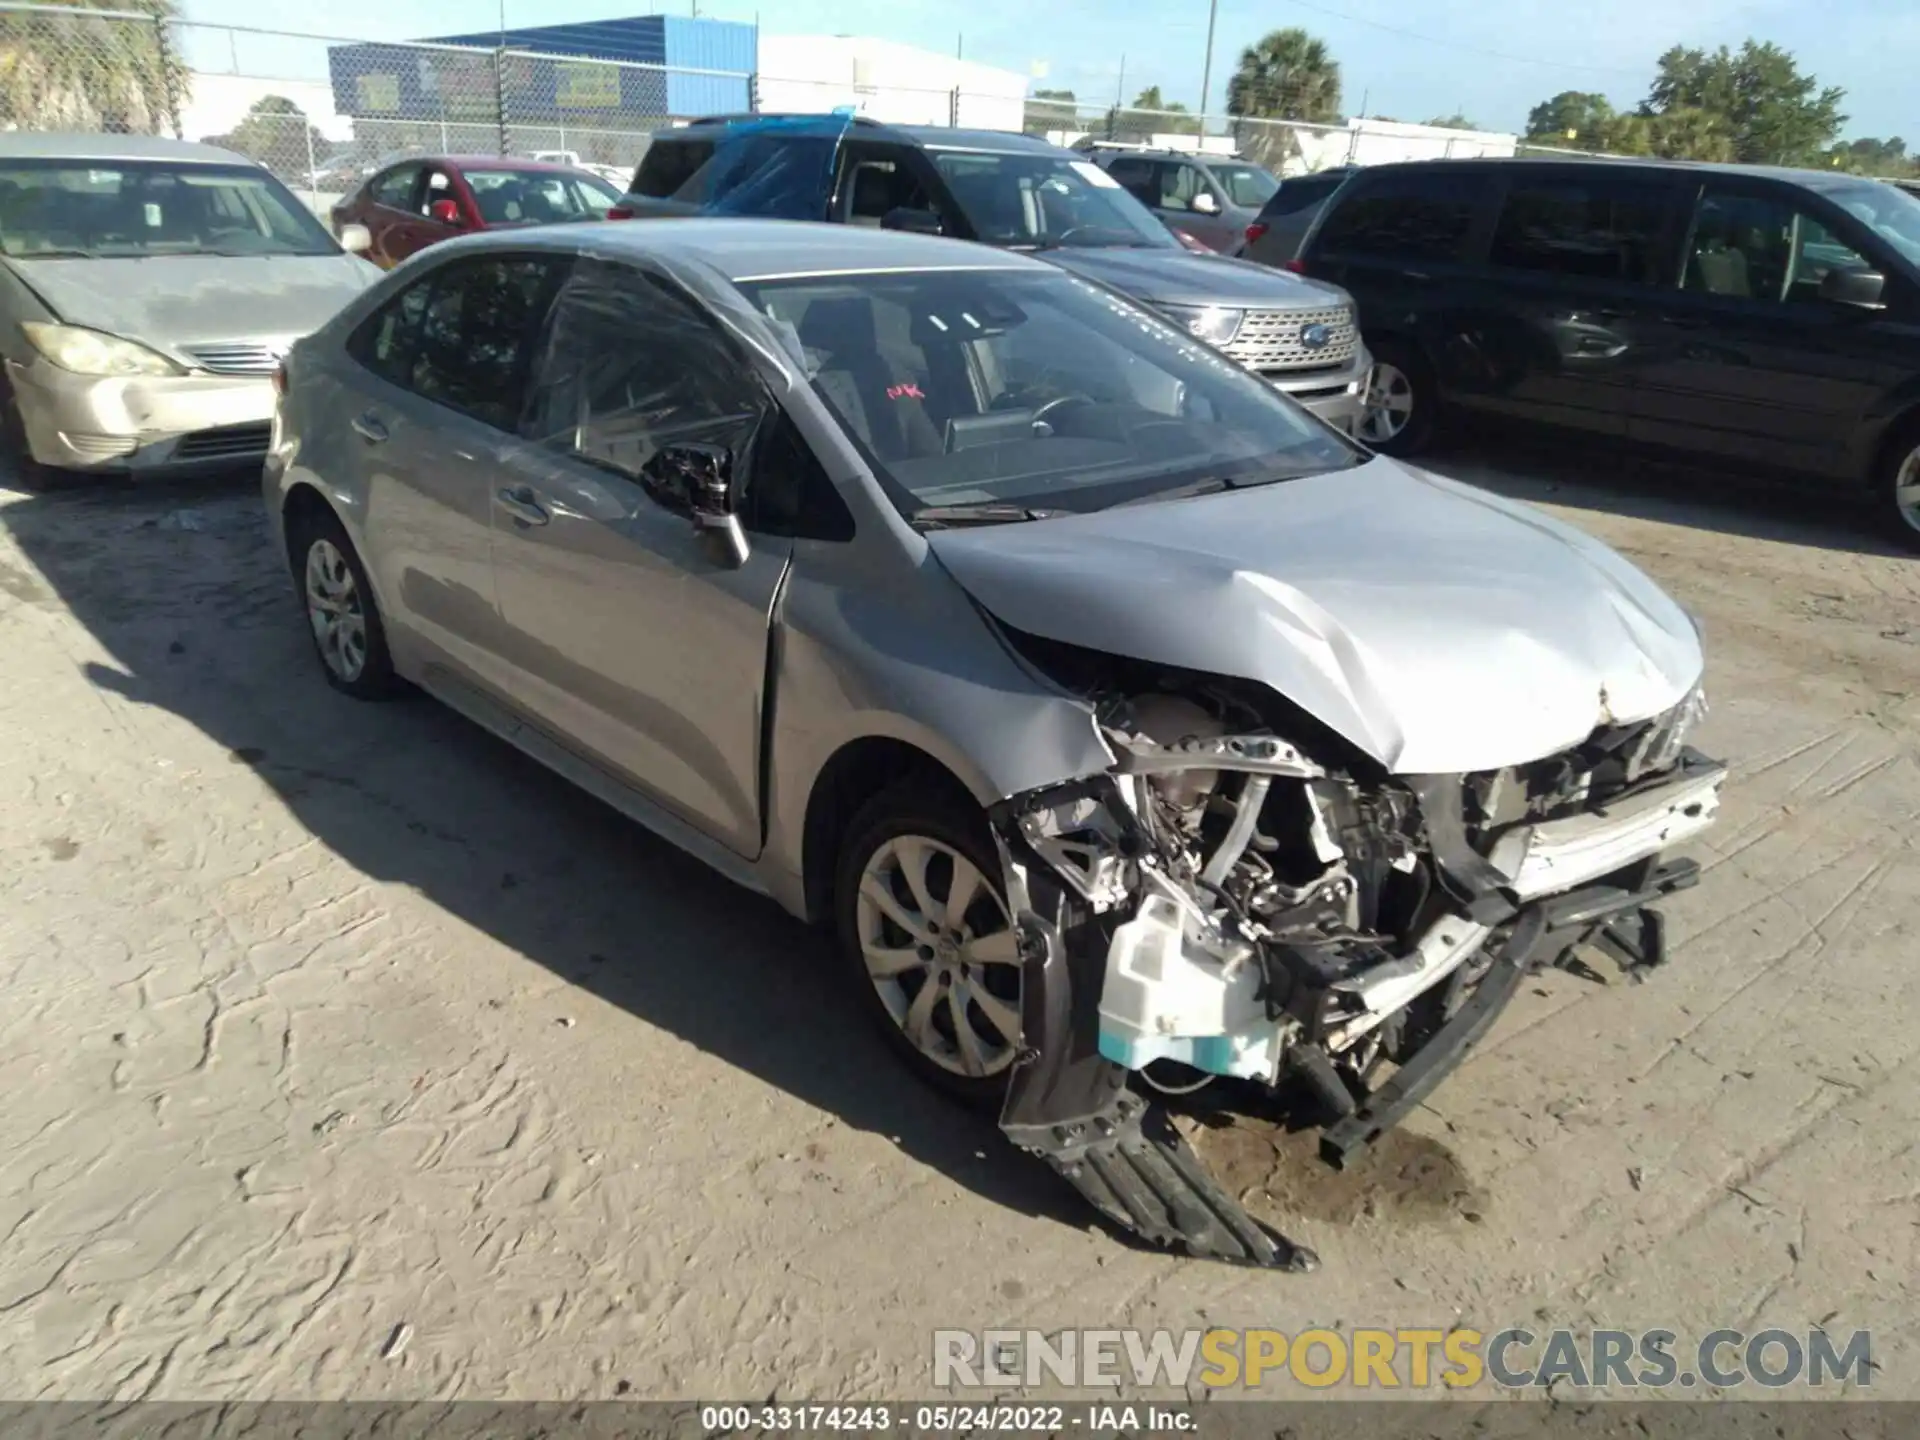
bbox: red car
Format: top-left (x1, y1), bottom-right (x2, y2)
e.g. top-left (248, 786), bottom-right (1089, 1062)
top-left (330, 155), bottom-right (625, 270)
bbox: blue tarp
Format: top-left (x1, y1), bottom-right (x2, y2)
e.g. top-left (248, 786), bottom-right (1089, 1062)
top-left (690, 112), bottom-right (854, 221)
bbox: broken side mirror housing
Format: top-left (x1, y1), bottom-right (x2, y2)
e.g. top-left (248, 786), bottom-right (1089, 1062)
top-left (1820, 267), bottom-right (1885, 309)
top-left (881, 206), bottom-right (944, 236)
top-left (648, 442), bottom-right (750, 568)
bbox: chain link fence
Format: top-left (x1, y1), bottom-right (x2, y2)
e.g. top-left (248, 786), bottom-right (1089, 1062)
top-left (0, 0), bottom-right (1518, 225)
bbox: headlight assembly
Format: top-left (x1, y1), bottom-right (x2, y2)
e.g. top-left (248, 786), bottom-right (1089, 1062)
top-left (1158, 304), bottom-right (1245, 348)
top-left (21, 322), bottom-right (181, 378)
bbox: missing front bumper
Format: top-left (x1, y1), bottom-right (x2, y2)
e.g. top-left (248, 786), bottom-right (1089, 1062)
top-left (992, 754), bottom-right (1722, 1269)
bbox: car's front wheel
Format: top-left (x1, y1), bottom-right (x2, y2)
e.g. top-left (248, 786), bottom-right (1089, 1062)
top-left (835, 784), bottom-right (1025, 1108)
top-left (289, 506), bottom-right (403, 699)
top-left (1879, 421), bottom-right (1920, 554)
top-left (1357, 339), bottom-right (1437, 456)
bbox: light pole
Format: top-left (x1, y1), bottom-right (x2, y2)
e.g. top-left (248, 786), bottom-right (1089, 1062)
top-left (1197, 0), bottom-right (1218, 127)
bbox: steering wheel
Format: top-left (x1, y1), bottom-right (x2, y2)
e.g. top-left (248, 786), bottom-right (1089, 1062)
top-left (1031, 394), bottom-right (1095, 429)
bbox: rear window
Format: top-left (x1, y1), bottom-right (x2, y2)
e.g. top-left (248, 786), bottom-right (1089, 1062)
top-left (1313, 170), bottom-right (1488, 262)
top-left (632, 139), bottom-right (714, 199)
top-left (1488, 174), bottom-right (1673, 284)
top-left (1258, 173), bottom-right (1346, 220)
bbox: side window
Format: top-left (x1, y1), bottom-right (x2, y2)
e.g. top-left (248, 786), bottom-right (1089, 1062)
top-left (357, 257), bottom-right (562, 429)
top-left (1683, 186), bottom-right (1870, 304)
top-left (742, 408), bottom-right (855, 541)
top-left (527, 258), bottom-right (770, 489)
top-left (346, 277), bottom-right (433, 387)
top-left (843, 155), bottom-right (930, 226)
top-left (1103, 158), bottom-right (1157, 206)
top-left (1488, 174), bottom-right (1673, 284)
top-left (369, 165), bottom-right (420, 210)
top-left (632, 140), bottom-right (714, 200)
top-left (419, 167), bottom-right (454, 217)
top-left (1315, 171), bottom-right (1488, 262)
top-left (1156, 162), bottom-right (1202, 212)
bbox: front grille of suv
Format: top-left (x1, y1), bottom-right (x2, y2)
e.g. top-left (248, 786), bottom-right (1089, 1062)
top-left (1224, 306), bottom-right (1360, 374)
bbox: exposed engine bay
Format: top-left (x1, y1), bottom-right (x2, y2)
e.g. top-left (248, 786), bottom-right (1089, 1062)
top-left (985, 636), bottom-right (1722, 1270)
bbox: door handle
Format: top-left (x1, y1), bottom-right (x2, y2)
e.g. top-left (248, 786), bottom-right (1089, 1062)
top-left (496, 485), bottom-right (550, 527)
top-left (350, 411), bottom-right (388, 443)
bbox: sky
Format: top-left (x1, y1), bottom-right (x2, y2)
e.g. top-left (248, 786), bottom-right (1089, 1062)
top-left (177, 0), bottom-right (1918, 142)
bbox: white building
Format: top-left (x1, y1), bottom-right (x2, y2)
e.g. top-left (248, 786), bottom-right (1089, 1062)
top-left (755, 36), bottom-right (1028, 131)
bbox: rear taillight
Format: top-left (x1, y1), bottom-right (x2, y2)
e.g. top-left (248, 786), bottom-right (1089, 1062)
top-left (1283, 258), bottom-right (1306, 274)
top-left (606, 205), bottom-right (635, 220)
top-left (1244, 221), bottom-right (1269, 246)
top-left (272, 360), bottom-right (287, 398)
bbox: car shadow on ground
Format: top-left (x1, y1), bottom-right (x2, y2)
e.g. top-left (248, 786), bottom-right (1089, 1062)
top-left (0, 473), bottom-right (1087, 1241)
top-left (1420, 426), bottom-right (1913, 560)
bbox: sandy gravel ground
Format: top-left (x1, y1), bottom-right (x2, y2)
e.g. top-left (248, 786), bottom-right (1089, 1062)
top-left (0, 442), bottom-right (1915, 1402)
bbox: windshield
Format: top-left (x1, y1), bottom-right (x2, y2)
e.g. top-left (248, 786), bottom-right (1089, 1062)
top-left (1210, 163), bottom-right (1279, 209)
top-left (0, 160), bottom-right (337, 258)
top-left (925, 149), bottom-right (1178, 250)
top-left (463, 168), bottom-right (622, 225)
top-left (739, 267), bottom-right (1360, 519)
top-left (1826, 180), bottom-right (1920, 267)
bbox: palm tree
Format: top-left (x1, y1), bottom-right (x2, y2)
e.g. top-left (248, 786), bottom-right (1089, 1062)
top-left (1225, 28), bottom-right (1341, 125)
top-left (0, 0), bottom-right (184, 134)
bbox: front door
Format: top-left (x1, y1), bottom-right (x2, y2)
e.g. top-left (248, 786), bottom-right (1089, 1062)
top-left (1630, 179), bottom-right (1911, 478)
top-left (490, 257), bottom-right (791, 857)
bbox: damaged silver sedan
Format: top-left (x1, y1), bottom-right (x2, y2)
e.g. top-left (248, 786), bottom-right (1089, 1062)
top-left (266, 219), bottom-right (1723, 1269)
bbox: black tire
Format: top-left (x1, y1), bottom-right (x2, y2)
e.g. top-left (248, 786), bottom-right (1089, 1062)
top-left (1357, 337), bottom-right (1438, 457)
top-left (1, 380), bottom-right (60, 493)
top-left (286, 504), bottom-right (404, 700)
top-left (1875, 417), bottom-right (1920, 554)
top-left (834, 782), bottom-right (1023, 1110)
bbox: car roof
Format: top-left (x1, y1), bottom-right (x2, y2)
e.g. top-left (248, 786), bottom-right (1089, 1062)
top-left (381, 155), bottom-right (586, 173)
top-left (660, 116), bottom-right (1073, 160)
top-left (0, 132), bottom-right (255, 166)
top-left (1349, 155), bottom-right (1899, 195)
top-left (467, 216), bottom-right (1048, 282)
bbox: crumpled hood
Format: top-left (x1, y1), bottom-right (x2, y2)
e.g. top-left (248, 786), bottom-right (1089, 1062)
top-left (926, 457), bottom-right (1703, 775)
top-left (8, 254), bottom-right (377, 359)
top-left (1043, 247), bottom-right (1350, 309)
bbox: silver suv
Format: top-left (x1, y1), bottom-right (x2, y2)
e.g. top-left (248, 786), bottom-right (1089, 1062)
top-left (1079, 141), bottom-right (1279, 255)
top-left (268, 219), bottom-right (1723, 1270)
top-left (614, 117), bottom-right (1371, 433)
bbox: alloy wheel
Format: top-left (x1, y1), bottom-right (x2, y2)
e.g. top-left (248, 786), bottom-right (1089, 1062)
top-left (304, 538), bottom-right (368, 683)
top-left (1359, 361), bottom-right (1415, 445)
top-left (854, 834), bottom-right (1023, 1079)
top-left (1896, 446), bottom-right (1920, 535)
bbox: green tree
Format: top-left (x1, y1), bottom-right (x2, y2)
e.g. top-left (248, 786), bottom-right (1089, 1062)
top-left (205, 95), bottom-right (329, 171)
top-left (0, 0), bottom-right (183, 133)
top-left (1225, 27), bottom-right (1341, 125)
top-left (1424, 113), bottom-right (1477, 130)
top-left (1524, 91), bottom-right (1617, 147)
top-left (1642, 104), bottom-right (1736, 162)
top-left (1125, 86), bottom-right (1199, 135)
top-left (1644, 40), bottom-right (1845, 163)
top-left (1821, 135), bottom-right (1912, 176)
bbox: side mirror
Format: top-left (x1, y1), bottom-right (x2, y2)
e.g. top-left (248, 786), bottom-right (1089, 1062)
top-left (647, 442), bottom-right (749, 567)
top-left (1819, 267), bottom-right (1885, 309)
top-left (1191, 191), bottom-right (1222, 217)
top-left (337, 222), bottom-right (372, 255)
top-left (880, 206), bottom-right (944, 236)
top-left (428, 198), bottom-right (463, 227)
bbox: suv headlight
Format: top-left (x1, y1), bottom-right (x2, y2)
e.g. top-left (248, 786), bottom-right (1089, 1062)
top-left (21, 322), bottom-right (181, 377)
top-left (1158, 304), bottom-right (1244, 347)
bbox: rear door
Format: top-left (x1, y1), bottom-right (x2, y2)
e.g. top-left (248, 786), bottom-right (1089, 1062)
top-left (1630, 178), bottom-right (1913, 478)
top-left (490, 257), bottom-right (793, 856)
top-left (337, 252), bottom-right (571, 700)
top-left (1244, 171), bottom-right (1346, 264)
top-left (1448, 165), bottom-right (1685, 436)
top-left (1300, 166), bottom-right (1495, 398)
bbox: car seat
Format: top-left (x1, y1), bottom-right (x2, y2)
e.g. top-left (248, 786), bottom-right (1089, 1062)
top-left (847, 166), bottom-right (896, 226)
top-left (796, 296), bottom-right (943, 462)
top-left (1687, 207), bottom-right (1751, 297)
